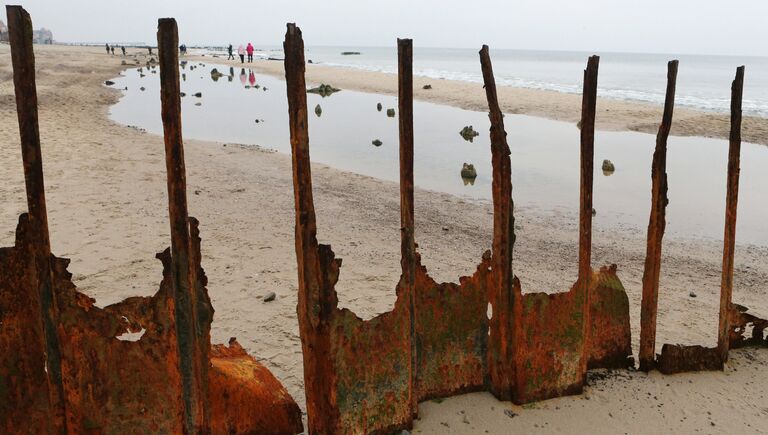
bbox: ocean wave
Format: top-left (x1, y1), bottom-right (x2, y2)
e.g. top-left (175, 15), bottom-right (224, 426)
top-left (320, 61), bottom-right (768, 118)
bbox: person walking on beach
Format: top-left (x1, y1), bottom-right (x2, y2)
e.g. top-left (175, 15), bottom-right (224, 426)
top-left (237, 45), bottom-right (245, 64)
top-left (246, 42), bottom-right (254, 63)
top-left (147, 46), bottom-right (152, 56)
top-left (121, 46), bottom-right (126, 56)
top-left (227, 44), bottom-right (234, 60)
top-left (110, 46), bottom-right (115, 55)
top-left (105, 43), bottom-right (110, 55)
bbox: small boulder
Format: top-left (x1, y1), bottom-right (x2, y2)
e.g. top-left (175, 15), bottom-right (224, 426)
top-left (460, 163), bottom-right (477, 179)
top-left (460, 126), bottom-right (480, 142)
top-left (372, 139), bottom-right (383, 147)
top-left (104, 80), bottom-right (115, 86)
top-left (194, 92), bottom-right (202, 98)
top-left (377, 102), bottom-right (382, 112)
top-left (140, 87), bottom-right (145, 91)
top-left (386, 108), bottom-right (396, 118)
top-left (263, 292), bottom-right (276, 303)
top-left (602, 159), bottom-right (615, 173)
top-left (422, 84), bottom-right (432, 90)
top-left (307, 83), bottom-right (341, 97)
top-left (210, 68), bottom-right (225, 81)
top-left (315, 104), bottom-right (322, 117)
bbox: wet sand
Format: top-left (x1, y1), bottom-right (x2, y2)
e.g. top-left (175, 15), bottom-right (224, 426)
top-left (1, 45), bottom-right (767, 433)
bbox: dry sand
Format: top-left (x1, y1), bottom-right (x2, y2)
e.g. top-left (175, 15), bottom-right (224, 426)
top-left (1, 45), bottom-right (766, 433)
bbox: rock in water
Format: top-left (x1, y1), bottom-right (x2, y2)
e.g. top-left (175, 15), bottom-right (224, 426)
top-left (104, 80), bottom-right (115, 86)
top-left (602, 159), bottom-right (615, 173)
top-left (372, 139), bottom-right (383, 147)
top-left (377, 102), bottom-right (383, 112)
top-left (460, 163), bottom-right (477, 179)
top-left (307, 83), bottom-right (341, 97)
top-left (315, 104), bottom-right (322, 117)
top-left (194, 92), bottom-right (202, 98)
top-left (210, 68), bottom-right (225, 81)
top-left (459, 126), bottom-right (480, 142)
top-left (386, 108), bottom-right (396, 118)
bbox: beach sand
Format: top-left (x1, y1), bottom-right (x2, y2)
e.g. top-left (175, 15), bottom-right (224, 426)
top-left (1, 45), bottom-right (767, 433)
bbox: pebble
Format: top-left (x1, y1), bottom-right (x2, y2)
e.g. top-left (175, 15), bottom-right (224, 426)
top-left (263, 292), bottom-right (276, 302)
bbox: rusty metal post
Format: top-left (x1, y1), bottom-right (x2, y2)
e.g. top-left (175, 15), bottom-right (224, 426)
top-left (397, 37), bottom-right (418, 417)
top-left (717, 66), bottom-right (745, 362)
top-left (284, 23), bottom-right (337, 433)
top-left (638, 60), bottom-right (678, 372)
top-left (577, 56), bottom-right (599, 379)
top-left (157, 18), bottom-right (209, 433)
top-left (479, 45), bottom-right (515, 401)
top-left (6, 5), bottom-right (67, 432)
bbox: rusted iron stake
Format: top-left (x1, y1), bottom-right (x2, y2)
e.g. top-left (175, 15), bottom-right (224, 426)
top-left (639, 60), bottom-right (678, 372)
top-left (284, 23), bottom-right (338, 433)
top-left (578, 55), bottom-right (599, 379)
top-left (479, 44), bottom-right (515, 401)
top-left (157, 18), bottom-right (210, 433)
top-left (6, 5), bottom-right (67, 432)
top-left (397, 37), bottom-right (418, 417)
top-left (717, 66), bottom-right (745, 362)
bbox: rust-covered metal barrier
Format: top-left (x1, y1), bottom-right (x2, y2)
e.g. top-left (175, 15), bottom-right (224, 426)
top-left (286, 25), bottom-right (633, 433)
top-left (0, 8), bottom-right (303, 434)
top-left (637, 64), bottom-right (768, 374)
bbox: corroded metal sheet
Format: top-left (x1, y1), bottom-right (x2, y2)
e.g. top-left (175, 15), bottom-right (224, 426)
top-left (1, 9), bottom-right (303, 434)
top-left (209, 338), bottom-right (304, 434)
top-left (286, 30), bottom-right (635, 432)
top-left (587, 266), bottom-right (633, 370)
top-left (413, 252), bottom-right (491, 401)
top-left (638, 60), bottom-right (677, 372)
top-left (651, 67), bottom-right (757, 375)
top-left (0, 216), bottom-right (55, 434)
top-left (1, 217), bottom-right (304, 433)
top-left (513, 278), bottom-right (587, 403)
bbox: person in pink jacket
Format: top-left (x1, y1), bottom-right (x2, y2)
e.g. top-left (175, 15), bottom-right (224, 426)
top-left (246, 43), bottom-right (254, 63)
top-left (237, 45), bottom-right (245, 64)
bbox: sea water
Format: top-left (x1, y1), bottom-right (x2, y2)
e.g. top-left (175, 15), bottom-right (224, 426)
top-left (109, 62), bottom-right (768, 245)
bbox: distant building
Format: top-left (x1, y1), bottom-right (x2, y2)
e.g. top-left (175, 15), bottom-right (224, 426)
top-left (33, 28), bottom-right (53, 44)
top-left (0, 20), bottom-right (53, 44)
top-left (0, 20), bottom-right (8, 42)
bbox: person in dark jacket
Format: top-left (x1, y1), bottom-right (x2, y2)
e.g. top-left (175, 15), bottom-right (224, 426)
top-left (227, 44), bottom-right (234, 60)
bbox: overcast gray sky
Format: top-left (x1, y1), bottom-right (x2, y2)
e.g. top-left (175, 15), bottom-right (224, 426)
top-left (6, 0), bottom-right (768, 56)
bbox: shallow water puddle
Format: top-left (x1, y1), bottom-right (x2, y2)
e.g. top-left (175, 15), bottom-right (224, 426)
top-left (109, 62), bottom-right (768, 245)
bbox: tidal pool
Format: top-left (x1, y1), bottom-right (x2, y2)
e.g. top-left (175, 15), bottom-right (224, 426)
top-left (109, 62), bottom-right (768, 245)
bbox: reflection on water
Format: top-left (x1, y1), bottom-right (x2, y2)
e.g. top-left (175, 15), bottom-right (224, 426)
top-left (108, 62), bottom-right (768, 245)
